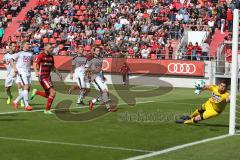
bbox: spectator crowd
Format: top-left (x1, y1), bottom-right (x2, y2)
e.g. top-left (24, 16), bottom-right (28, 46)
top-left (0, 0), bottom-right (28, 46)
top-left (0, 0), bottom-right (238, 60)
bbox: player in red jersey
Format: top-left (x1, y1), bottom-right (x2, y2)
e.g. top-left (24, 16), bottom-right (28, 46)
top-left (30, 44), bottom-right (62, 114)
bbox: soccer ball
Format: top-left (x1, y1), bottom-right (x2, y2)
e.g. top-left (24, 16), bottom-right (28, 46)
top-left (194, 80), bottom-right (205, 90)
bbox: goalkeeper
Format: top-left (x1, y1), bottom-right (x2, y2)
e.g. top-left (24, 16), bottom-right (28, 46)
top-left (176, 80), bottom-right (230, 124)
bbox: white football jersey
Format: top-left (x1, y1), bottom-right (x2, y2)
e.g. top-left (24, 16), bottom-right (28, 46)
top-left (12, 51), bottom-right (33, 76)
top-left (3, 53), bottom-right (14, 76)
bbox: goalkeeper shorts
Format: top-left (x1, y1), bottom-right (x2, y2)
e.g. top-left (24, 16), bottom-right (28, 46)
top-left (201, 102), bottom-right (220, 120)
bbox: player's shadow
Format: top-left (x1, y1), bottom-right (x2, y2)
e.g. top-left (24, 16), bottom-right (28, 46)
top-left (0, 114), bottom-right (18, 117)
top-left (31, 103), bottom-right (45, 109)
top-left (0, 118), bottom-right (26, 121)
top-left (194, 123), bottom-right (229, 128)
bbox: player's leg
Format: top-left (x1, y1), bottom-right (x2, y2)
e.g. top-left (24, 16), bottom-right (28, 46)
top-left (68, 84), bottom-right (79, 94)
top-left (90, 80), bottom-right (108, 105)
top-left (13, 75), bottom-right (24, 109)
top-left (30, 79), bottom-right (49, 100)
top-left (5, 75), bottom-right (14, 104)
top-left (91, 77), bottom-right (116, 112)
top-left (21, 75), bottom-right (32, 111)
top-left (76, 76), bottom-right (88, 104)
top-left (44, 87), bottom-right (56, 115)
top-left (184, 104), bottom-right (219, 124)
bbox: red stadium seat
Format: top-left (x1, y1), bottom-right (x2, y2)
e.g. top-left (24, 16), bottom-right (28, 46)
top-left (80, 5), bottom-right (86, 11)
top-left (95, 39), bottom-right (101, 45)
top-left (39, 10), bottom-right (44, 15)
top-left (7, 14), bottom-right (12, 20)
top-left (78, 16), bottom-right (84, 21)
top-left (49, 38), bottom-right (56, 44)
top-left (74, 5), bottom-right (80, 10)
top-left (53, 32), bottom-right (59, 38)
top-left (64, 10), bottom-right (68, 14)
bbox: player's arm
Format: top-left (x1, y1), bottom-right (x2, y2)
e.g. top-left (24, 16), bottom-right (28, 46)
top-left (52, 66), bottom-right (63, 81)
top-left (201, 85), bottom-right (212, 91)
top-left (70, 59), bottom-right (76, 80)
top-left (33, 54), bottom-right (42, 77)
top-left (10, 53), bottom-right (19, 76)
top-left (33, 61), bottom-right (39, 77)
top-left (226, 94), bottom-right (231, 103)
top-left (2, 55), bottom-right (8, 68)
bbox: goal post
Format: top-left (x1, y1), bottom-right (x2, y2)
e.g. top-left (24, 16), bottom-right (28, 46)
top-left (229, 9), bottom-right (239, 135)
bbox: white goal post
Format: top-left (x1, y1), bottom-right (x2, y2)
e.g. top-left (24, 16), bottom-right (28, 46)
top-left (229, 9), bottom-right (239, 135)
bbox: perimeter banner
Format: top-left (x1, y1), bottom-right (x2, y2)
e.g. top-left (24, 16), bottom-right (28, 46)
top-left (0, 55), bottom-right (205, 76)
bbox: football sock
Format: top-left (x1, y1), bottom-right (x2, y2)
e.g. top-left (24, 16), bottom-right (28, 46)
top-left (14, 89), bottom-right (23, 103)
top-left (77, 90), bottom-right (85, 103)
top-left (102, 92), bottom-right (109, 103)
top-left (36, 90), bottom-right (48, 98)
top-left (101, 92), bottom-right (111, 109)
top-left (184, 118), bottom-right (197, 124)
top-left (92, 98), bottom-right (97, 104)
top-left (190, 109), bottom-right (200, 118)
top-left (22, 90), bottom-right (29, 106)
top-left (46, 96), bottom-right (54, 111)
top-left (6, 89), bottom-right (12, 98)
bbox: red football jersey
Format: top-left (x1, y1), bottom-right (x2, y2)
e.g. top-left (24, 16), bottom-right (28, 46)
top-left (35, 53), bottom-right (54, 78)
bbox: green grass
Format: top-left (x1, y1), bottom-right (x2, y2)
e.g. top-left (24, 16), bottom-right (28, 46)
top-left (146, 136), bottom-right (240, 160)
top-left (0, 80), bottom-right (237, 160)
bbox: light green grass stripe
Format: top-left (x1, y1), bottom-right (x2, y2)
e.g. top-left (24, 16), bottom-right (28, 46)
top-left (125, 134), bottom-right (231, 160)
top-left (0, 136), bottom-right (153, 153)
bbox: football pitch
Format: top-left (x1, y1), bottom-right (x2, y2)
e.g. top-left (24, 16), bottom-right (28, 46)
top-left (0, 80), bottom-right (239, 160)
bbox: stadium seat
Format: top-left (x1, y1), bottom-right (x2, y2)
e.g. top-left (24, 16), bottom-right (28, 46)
top-left (53, 32), bottom-right (59, 38)
top-left (49, 38), bottom-right (56, 44)
top-left (74, 5), bottom-right (80, 10)
top-left (80, 5), bottom-right (86, 11)
top-left (78, 16), bottom-right (84, 21)
top-left (95, 39), bottom-right (101, 45)
top-left (7, 14), bottom-right (12, 20)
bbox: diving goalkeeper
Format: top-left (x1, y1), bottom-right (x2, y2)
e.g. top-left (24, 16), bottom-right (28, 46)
top-left (176, 80), bottom-right (230, 124)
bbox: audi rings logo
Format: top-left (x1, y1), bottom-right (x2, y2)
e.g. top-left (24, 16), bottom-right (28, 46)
top-left (102, 60), bottom-right (110, 71)
top-left (167, 63), bottom-right (196, 74)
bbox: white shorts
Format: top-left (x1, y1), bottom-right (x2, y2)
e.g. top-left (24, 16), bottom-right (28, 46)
top-left (76, 76), bottom-right (90, 89)
top-left (16, 74), bottom-right (32, 85)
top-left (75, 67), bottom-right (85, 78)
top-left (5, 75), bottom-right (15, 87)
top-left (92, 75), bottom-right (108, 92)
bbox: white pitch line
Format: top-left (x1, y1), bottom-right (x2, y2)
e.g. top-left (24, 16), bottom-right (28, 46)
top-left (124, 134), bottom-right (231, 160)
top-left (0, 136), bottom-right (153, 153)
top-left (0, 100), bottom-right (198, 115)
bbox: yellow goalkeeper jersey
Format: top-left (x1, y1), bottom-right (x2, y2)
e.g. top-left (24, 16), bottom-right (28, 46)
top-left (207, 85), bottom-right (229, 112)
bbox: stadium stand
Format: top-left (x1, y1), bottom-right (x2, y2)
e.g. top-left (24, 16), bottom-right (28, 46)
top-left (0, 0), bottom-right (29, 46)
top-left (0, 0), bottom-right (236, 60)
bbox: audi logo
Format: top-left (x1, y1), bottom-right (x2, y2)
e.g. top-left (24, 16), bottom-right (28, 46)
top-left (167, 63), bottom-right (196, 74)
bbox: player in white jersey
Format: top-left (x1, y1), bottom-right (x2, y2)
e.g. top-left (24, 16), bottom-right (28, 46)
top-left (10, 41), bottom-right (33, 111)
top-left (87, 47), bottom-right (117, 112)
top-left (3, 42), bottom-right (17, 104)
top-left (70, 45), bottom-right (90, 104)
